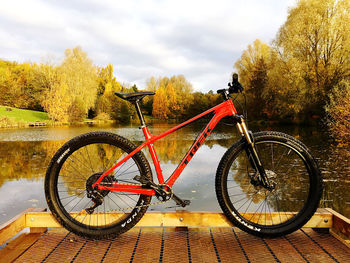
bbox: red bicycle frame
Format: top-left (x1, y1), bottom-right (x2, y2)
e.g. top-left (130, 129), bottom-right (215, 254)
top-left (93, 99), bottom-right (237, 195)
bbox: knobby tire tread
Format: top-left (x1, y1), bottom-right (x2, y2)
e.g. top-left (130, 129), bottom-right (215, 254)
top-left (45, 131), bottom-right (153, 240)
top-left (215, 131), bottom-right (323, 237)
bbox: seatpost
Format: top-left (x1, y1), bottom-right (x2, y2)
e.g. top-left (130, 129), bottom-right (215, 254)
top-left (134, 100), bottom-right (146, 128)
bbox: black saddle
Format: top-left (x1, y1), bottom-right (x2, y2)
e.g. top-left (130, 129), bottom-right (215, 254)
top-left (115, 91), bottom-right (155, 103)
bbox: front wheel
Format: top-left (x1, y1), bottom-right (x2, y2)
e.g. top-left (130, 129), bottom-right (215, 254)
top-left (216, 131), bottom-right (323, 237)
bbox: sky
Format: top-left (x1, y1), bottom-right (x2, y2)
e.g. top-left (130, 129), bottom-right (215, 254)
top-left (0, 0), bottom-right (296, 92)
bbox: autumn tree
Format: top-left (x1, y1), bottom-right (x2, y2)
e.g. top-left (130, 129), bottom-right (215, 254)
top-left (95, 64), bottom-right (122, 119)
top-left (147, 75), bottom-right (194, 120)
top-left (166, 83), bottom-right (180, 119)
top-left (235, 0), bottom-right (350, 122)
top-left (43, 47), bottom-right (98, 121)
top-left (0, 60), bottom-right (43, 110)
top-left (152, 86), bottom-right (168, 120)
top-left (276, 0), bottom-right (350, 116)
top-left (235, 39), bottom-right (272, 118)
top-left (325, 80), bottom-right (350, 143)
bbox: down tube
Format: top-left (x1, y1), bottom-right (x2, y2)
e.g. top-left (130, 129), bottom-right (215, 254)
top-left (166, 112), bottom-right (224, 187)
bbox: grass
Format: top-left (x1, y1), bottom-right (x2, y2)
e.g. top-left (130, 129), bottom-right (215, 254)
top-left (0, 106), bottom-right (49, 127)
top-left (0, 106), bottom-right (49, 122)
top-left (0, 106), bottom-right (113, 128)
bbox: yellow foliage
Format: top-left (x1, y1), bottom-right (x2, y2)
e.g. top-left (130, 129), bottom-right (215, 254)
top-left (325, 80), bottom-right (350, 143)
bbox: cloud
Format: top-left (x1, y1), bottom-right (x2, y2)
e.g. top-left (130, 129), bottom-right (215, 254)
top-left (0, 0), bottom-right (295, 92)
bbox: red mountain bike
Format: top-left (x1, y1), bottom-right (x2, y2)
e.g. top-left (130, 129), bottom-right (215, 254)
top-left (45, 74), bottom-right (323, 239)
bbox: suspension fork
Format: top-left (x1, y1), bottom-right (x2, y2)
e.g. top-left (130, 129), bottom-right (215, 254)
top-left (234, 115), bottom-right (273, 189)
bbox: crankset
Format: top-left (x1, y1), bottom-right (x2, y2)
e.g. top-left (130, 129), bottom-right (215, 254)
top-left (134, 175), bottom-right (191, 207)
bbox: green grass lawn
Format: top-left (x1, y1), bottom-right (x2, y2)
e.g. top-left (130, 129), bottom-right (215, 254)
top-left (0, 106), bottom-right (49, 122)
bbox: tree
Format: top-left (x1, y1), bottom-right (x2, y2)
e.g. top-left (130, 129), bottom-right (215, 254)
top-left (235, 39), bottom-right (272, 118)
top-left (325, 80), bottom-right (350, 143)
top-left (0, 60), bottom-right (43, 110)
top-left (147, 75), bottom-right (194, 120)
top-left (276, 0), bottom-right (350, 116)
top-left (166, 83), bottom-right (180, 119)
top-left (43, 47), bottom-right (98, 121)
top-left (95, 64), bottom-right (122, 119)
top-left (152, 87), bottom-right (168, 120)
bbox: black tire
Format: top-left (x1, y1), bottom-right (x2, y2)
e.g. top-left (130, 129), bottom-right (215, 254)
top-left (216, 131), bottom-right (323, 237)
top-left (45, 132), bottom-right (153, 239)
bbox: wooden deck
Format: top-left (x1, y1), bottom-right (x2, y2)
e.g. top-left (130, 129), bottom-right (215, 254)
top-left (0, 209), bottom-right (349, 263)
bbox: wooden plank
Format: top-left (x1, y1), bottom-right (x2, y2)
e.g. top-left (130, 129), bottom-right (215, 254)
top-left (24, 209), bottom-right (332, 228)
top-left (326, 208), bottom-right (350, 240)
top-left (30, 227), bottom-right (48, 233)
top-left (39, 232), bottom-right (87, 262)
top-left (15, 230), bottom-right (69, 263)
top-left (73, 239), bottom-right (111, 263)
top-left (264, 235), bottom-right (305, 263)
top-left (0, 208), bottom-right (31, 246)
top-left (285, 230), bottom-right (337, 262)
top-left (162, 228), bottom-right (189, 263)
top-left (187, 228), bottom-right (218, 263)
top-left (211, 228), bottom-right (248, 262)
top-left (303, 228), bottom-right (350, 262)
top-left (234, 230), bottom-right (276, 262)
top-left (0, 233), bottom-right (42, 263)
top-left (132, 228), bottom-right (163, 263)
top-left (102, 228), bottom-right (140, 262)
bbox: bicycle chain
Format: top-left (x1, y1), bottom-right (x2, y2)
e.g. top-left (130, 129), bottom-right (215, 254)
top-left (112, 192), bottom-right (173, 212)
top-left (99, 182), bottom-right (174, 212)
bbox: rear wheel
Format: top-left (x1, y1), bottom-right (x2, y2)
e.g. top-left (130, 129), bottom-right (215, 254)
top-left (45, 132), bottom-right (152, 239)
top-left (216, 131), bottom-right (323, 237)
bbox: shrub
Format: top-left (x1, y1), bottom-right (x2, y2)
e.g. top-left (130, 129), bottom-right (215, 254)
top-left (325, 80), bottom-right (350, 144)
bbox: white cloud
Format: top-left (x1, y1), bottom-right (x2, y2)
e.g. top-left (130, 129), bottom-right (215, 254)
top-left (0, 0), bottom-right (296, 91)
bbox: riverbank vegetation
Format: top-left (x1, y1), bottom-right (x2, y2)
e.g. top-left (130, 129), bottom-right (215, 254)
top-left (0, 106), bottom-right (49, 127)
top-left (235, 0), bottom-right (350, 142)
top-left (0, 0), bottom-right (349, 143)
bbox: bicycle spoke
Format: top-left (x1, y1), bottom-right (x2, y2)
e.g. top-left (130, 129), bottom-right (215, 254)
top-left (274, 148), bottom-right (291, 171)
top-left (116, 162), bottom-right (136, 178)
top-left (84, 144), bottom-right (95, 173)
top-left (112, 192), bottom-right (134, 208)
top-left (77, 149), bottom-right (95, 173)
top-left (107, 195), bottom-right (123, 211)
top-left (69, 153), bottom-right (92, 174)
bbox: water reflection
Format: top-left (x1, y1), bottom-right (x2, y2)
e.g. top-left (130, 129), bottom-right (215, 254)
top-left (0, 123), bottom-right (349, 224)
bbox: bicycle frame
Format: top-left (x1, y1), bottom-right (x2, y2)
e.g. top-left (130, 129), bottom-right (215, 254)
top-left (93, 99), bottom-right (238, 195)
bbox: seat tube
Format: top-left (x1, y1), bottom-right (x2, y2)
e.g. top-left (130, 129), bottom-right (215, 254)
top-left (142, 127), bottom-right (165, 184)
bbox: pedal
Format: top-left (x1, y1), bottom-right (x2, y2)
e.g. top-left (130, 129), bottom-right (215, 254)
top-left (172, 193), bottom-right (191, 207)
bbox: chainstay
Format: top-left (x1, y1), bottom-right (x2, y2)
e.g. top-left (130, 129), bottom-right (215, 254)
top-left (108, 192), bottom-right (174, 212)
top-left (98, 181), bottom-right (174, 212)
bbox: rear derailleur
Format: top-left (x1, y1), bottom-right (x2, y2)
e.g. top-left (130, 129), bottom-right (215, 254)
top-left (85, 173), bottom-right (114, 214)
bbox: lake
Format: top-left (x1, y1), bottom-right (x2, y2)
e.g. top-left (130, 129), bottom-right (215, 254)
top-left (0, 122), bottom-right (349, 224)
